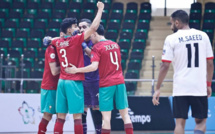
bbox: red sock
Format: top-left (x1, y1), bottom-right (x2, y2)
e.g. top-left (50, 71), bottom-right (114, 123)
top-left (101, 129), bottom-right (111, 134)
top-left (74, 119), bottom-right (83, 134)
top-left (38, 118), bottom-right (49, 134)
top-left (125, 123), bottom-right (133, 134)
top-left (54, 118), bottom-right (65, 134)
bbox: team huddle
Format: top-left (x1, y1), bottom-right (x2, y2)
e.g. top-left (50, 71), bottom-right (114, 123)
top-left (38, 2), bottom-right (133, 134)
top-left (38, 1), bottom-right (214, 134)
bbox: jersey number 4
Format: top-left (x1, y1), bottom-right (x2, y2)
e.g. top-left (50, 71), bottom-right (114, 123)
top-left (110, 51), bottom-right (119, 70)
top-left (186, 43), bottom-right (199, 68)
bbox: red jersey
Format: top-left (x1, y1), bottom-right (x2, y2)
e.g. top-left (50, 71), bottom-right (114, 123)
top-left (52, 33), bottom-right (85, 80)
top-left (41, 45), bottom-right (60, 90)
top-left (91, 40), bottom-right (124, 87)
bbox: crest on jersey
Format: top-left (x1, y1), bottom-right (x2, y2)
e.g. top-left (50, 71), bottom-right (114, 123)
top-left (50, 53), bottom-right (55, 59)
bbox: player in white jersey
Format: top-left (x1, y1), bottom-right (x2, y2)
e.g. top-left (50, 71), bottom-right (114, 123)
top-left (152, 10), bottom-right (214, 134)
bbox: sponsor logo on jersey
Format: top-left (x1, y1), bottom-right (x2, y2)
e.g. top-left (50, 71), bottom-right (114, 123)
top-left (115, 108), bottom-right (151, 124)
top-left (50, 53), bottom-right (55, 59)
top-left (18, 101), bottom-right (35, 124)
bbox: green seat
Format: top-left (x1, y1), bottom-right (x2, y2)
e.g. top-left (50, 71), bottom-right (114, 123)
top-left (122, 29), bottom-right (133, 34)
top-left (119, 39), bottom-right (131, 43)
top-left (132, 49), bottom-right (143, 53)
top-left (45, 0), bottom-right (54, 2)
top-left (127, 9), bottom-right (137, 14)
top-left (0, 9), bottom-right (9, 17)
top-left (24, 58), bottom-right (34, 67)
top-left (41, 9), bottom-right (51, 17)
top-left (110, 19), bottom-right (121, 24)
top-left (19, 28), bottom-right (30, 35)
top-left (134, 39), bottom-right (145, 43)
top-left (212, 92), bottom-right (215, 96)
top-left (30, 0), bottom-right (41, 3)
top-left (190, 9), bottom-right (201, 13)
top-left (121, 59), bottom-right (126, 71)
top-left (204, 20), bottom-right (214, 23)
top-left (27, 48), bottom-right (38, 57)
top-left (124, 19), bottom-right (135, 23)
top-left (13, 9), bottom-right (24, 15)
top-left (27, 9), bottom-right (38, 15)
top-left (23, 18), bottom-right (34, 27)
top-left (11, 48), bottom-right (23, 54)
top-left (9, 19), bottom-right (19, 27)
top-left (140, 9), bottom-right (151, 13)
top-left (0, 18), bottom-right (5, 27)
top-left (87, 0), bottom-right (97, 3)
top-left (2, 37), bottom-right (12, 47)
top-left (112, 9), bottom-right (123, 14)
top-left (10, 57), bottom-right (20, 67)
top-left (59, 0), bottom-right (69, 3)
top-left (84, 9), bottom-right (94, 14)
top-left (31, 38), bottom-right (42, 47)
top-left (137, 29), bottom-right (148, 34)
top-left (107, 29), bottom-right (118, 33)
top-left (139, 19), bottom-right (150, 23)
top-left (17, 38), bottom-right (27, 47)
top-left (49, 28), bottom-right (60, 33)
top-left (0, 48), bottom-right (8, 56)
top-left (189, 19), bottom-right (200, 23)
top-left (34, 68), bottom-right (44, 72)
top-left (205, 9), bottom-right (215, 13)
top-left (52, 19), bottom-right (62, 23)
top-left (101, 19), bottom-right (107, 28)
top-left (72, 0), bottom-right (83, 3)
top-left (55, 9), bottom-right (66, 14)
top-left (69, 9), bottom-right (80, 13)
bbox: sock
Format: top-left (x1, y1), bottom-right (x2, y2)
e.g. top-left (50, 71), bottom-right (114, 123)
top-left (101, 129), bottom-right (111, 134)
top-left (124, 123), bottom-right (133, 134)
top-left (38, 118), bottom-right (49, 134)
top-left (91, 110), bottom-right (102, 134)
top-left (82, 111), bottom-right (87, 134)
top-left (54, 118), bottom-right (65, 134)
top-left (74, 119), bottom-right (83, 134)
top-left (194, 130), bottom-right (204, 134)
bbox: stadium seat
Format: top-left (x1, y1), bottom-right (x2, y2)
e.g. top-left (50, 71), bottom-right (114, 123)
top-left (132, 41), bottom-right (145, 50)
top-left (125, 71), bottom-right (139, 79)
top-left (30, 29), bottom-right (44, 38)
top-left (127, 2), bottom-right (138, 10)
top-left (118, 41), bottom-right (130, 49)
top-left (46, 30), bottom-right (58, 37)
top-left (40, 2), bottom-right (53, 9)
top-left (120, 48), bottom-right (129, 60)
top-left (11, 40), bottom-right (25, 48)
top-left (52, 11), bottom-right (65, 19)
top-left (27, 40), bottom-right (40, 48)
top-left (121, 59), bottom-right (126, 72)
top-left (0, 2), bottom-right (10, 9)
top-left (0, 40), bottom-right (9, 48)
top-left (1, 30), bottom-right (14, 38)
top-left (31, 70), bottom-right (43, 78)
top-left (8, 50), bottom-right (21, 58)
top-left (107, 20), bottom-right (121, 32)
top-left (125, 81), bottom-right (137, 95)
top-left (105, 31), bottom-right (118, 41)
top-left (38, 49), bottom-right (45, 58)
top-left (124, 11), bottom-right (137, 20)
top-left (48, 21), bottom-right (61, 29)
top-left (190, 2), bottom-right (202, 13)
top-left (26, 2), bottom-right (39, 9)
top-left (119, 31), bottom-right (132, 40)
top-left (110, 10), bottom-right (123, 20)
top-left (67, 9), bottom-right (80, 20)
top-left (112, 2), bottom-right (123, 10)
top-left (16, 30), bottom-right (28, 38)
top-left (26, 81), bottom-right (40, 93)
top-left (1, 37), bottom-right (12, 47)
top-left (34, 60), bottom-right (44, 69)
top-left (135, 32), bottom-right (147, 40)
top-left (55, 2), bottom-right (67, 10)
top-left (122, 20), bottom-right (135, 30)
top-left (130, 49), bottom-right (144, 60)
top-left (128, 59), bottom-right (142, 70)
top-left (31, 38), bottom-right (42, 47)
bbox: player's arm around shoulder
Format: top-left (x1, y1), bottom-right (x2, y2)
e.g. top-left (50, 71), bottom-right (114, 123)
top-left (83, 1), bottom-right (104, 40)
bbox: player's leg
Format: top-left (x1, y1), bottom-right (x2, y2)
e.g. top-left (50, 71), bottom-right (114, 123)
top-left (91, 108), bottom-right (102, 134)
top-left (90, 81), bottom-right (102, 134)
top-left (115, 84), bottom-right (133, 134)
top-left (101, 111), bottom-right (111, 134)
top-left (99, 85), bottom-right (116, 134)
top-left (190, 96), bottom-right (208, 134)
top-left (82, 108), bottom-right (88, 134)
top-left (54, 79), bottom-right (68, 134)
top-left (173, 96), bottom-right (189, 134)
top-left (38, 89), bottom-right (56, 134)
top-left (174, 118), bottom-right (186, 134)
top-left (66, 80), bottom-right (84, 134)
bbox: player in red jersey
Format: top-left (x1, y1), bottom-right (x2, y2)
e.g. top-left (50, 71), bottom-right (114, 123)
top-left (65, 25), bottom-right (133, 134)
top-left (38, 39), bottom-right (60, 134)
top-left (50, 2), bottom-right (104, 134)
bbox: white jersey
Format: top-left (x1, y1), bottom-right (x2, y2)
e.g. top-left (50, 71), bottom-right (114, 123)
top-left (162, 28), bottom-right (214, 96)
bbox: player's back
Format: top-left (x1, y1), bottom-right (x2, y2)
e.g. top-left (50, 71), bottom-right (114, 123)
top-left (162, 28), bottom-right (213, 96)
top-left (52, 34), bottom-right (85, 81)
top-left (41, 45), bottom-right (59, 90)
top-left (91, 40), bottom-right (124, 87)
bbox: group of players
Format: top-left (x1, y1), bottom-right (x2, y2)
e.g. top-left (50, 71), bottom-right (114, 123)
top-left (37, 1), bottom-right (214, 134)
top-left (38, 2), bottom-right (133, 134)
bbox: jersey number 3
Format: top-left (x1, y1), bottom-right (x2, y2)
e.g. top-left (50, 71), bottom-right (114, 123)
top-left (60, 49), bottom-right (68, 67)
top-left (186, 43), bottom-right (199, 68)
top-left (110, 51), bottom-right (119, 70)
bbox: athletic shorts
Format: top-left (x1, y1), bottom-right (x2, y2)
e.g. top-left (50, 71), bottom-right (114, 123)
top-left (41, 89), bottom-right (57, 114)
top-left (99, 84), bottom-right (128, 111)
top-left (173, 96), bottom-right (208, 119)
top-left (83, 81), bottom-right (99, 108)
top-left (56, 79), bottom-right (84, 114)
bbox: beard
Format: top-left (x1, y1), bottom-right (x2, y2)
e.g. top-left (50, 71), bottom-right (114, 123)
top-left (172, 24), bottom-right (178, 33)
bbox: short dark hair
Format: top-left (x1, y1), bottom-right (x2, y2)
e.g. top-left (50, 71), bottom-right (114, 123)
top-left (171, 10), bottom-right (189, 24)
top-left (79, 18), bottom-right (92, 26)
top-left (96, 24), bottom-right (104, 36)
top-left (60, 18), bottom-right (77, 34)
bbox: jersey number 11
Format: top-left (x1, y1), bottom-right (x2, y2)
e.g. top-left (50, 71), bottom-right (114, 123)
top-left (186, 43), bottom-right (199, 68)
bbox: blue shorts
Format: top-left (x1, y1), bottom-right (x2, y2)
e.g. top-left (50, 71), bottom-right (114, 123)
top-left (83, 81), bottom-right (99, 108)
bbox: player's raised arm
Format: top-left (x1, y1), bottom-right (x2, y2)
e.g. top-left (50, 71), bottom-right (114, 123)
top-left (84, 1), bottom-right (104, 40)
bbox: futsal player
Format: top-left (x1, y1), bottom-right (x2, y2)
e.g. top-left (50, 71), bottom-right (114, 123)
top-left (50, 2), bottom-right (104, 134)
top-left (79, 18), bottom-right (102, 134)
top-left (152, 10), bottom-right (214, 134)
top-left (38, 37), bottom-right (60, 134)
top-left (65, 24), bottom-right (133, 134)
